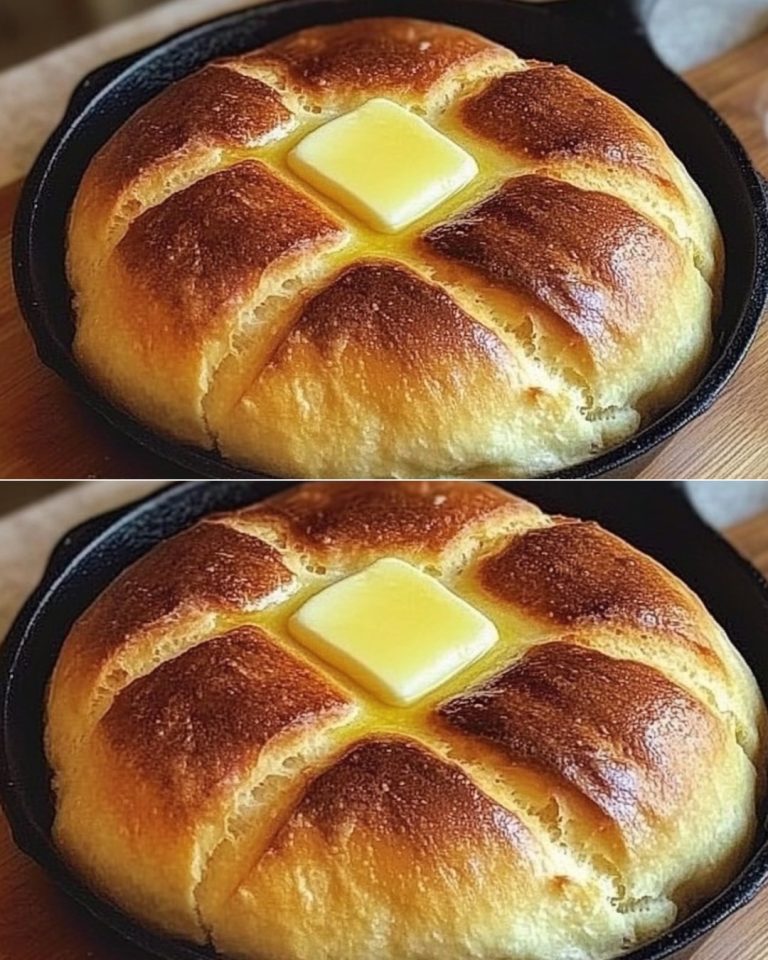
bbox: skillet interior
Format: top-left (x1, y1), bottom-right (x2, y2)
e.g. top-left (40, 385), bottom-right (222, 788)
top-left (11, 0), bottom-right (768, 478)
top-left (0, 480), bottom-right (767, 960)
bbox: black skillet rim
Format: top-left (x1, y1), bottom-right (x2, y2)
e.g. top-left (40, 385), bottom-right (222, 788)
top-left (10, 0), bottom-right (768, 479)
top-left (0, 480), bottom-right (768, 960)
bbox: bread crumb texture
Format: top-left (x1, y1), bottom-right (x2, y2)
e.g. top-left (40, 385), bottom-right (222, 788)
top-left (47, 482), bottom-right (766, 960)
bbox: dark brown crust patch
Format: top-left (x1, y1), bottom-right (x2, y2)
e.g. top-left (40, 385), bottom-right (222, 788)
top-left (90, 65), bottom-right (292, 192)
top-left (266, 261), bottom-right (512, 367)
top-left (424, 175), bottom-right (682, 359)
top-left (72, 521), bottom-right (294, 663)
top-left (102, 626), bottom-right (350, 810)
top-left (117, 161), bottom-right (345, 334)
top-left (244, 18), bottom-right (501, 98)
top-left (267, 737), bottom-right (531, 853)
top-left (478, 520), bottom-right (698, 636)
top-left (239, 478), bottom-right (538, 559)
top-left (462, 65), bottom-right (667, 178)
top-left (440, 642), bottom-right (722, 832)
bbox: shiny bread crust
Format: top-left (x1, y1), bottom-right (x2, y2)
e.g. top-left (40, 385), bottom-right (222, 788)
top-left (47, 482), bottom-right (766, 960)
top-left (461, 64), bottom-right (668, 174)
top-left (102, 626), bottom-right (352, 814)
top-left (424, 175), bottom-right (686, 365)
top-left (68, 17), bottom-right (721, 476)
top-left (239, 16), bottom-right (510, 104)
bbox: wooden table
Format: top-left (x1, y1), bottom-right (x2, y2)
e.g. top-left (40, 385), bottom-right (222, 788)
top-left (0, 181), bottom-right (180, 478)
top-left (0, 503), bottom-right (766, 958)
top-left (1, 34), bottom-right (768, 478)
top-left (642, 33), bottom-right (768, 479)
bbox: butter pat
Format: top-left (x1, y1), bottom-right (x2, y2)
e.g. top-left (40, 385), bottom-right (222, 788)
top-left (287, 98), bottom-right (478, 233)
top-left (289, 558), bottom-right (497, 705)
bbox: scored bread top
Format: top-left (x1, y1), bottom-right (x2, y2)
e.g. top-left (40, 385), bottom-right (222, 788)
top-left (102, 626), bottom-right (352, 816)
top-left (259, 261), bottom-right (516, 376)
top-left (262, 735), bottom-right (536, 856)
top-left (116, 161), bottom-right (346, 342)
top-left (440, 641), bottom-right (726, 842)
top-left (85, 66), bottom-right (294, 200)
top-left (479, 519), bottom-right (703, 634)
top-left (229, 475), bottom-right (540, 565)
top-left (462, 64), bottom-right (668, 174)
top-left (47, 482), bottom-right (766, 960)
top-left (68, 17), bottom-right (721, 477)
top-left (236, 17), bottom-right (512, 104)
top-left (423, 175), bottom-right (686, 368)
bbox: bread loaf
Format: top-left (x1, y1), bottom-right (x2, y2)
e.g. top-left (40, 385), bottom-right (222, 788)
top-left (46, 482), bottom-right (765, 960)
top-left (67, 18), bottom-right (722, 477)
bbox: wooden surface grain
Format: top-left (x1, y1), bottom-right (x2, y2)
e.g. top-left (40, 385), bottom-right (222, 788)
top-left (0, 34), bottom-right (768, 478)
top-left (0, 502), bottom-right (766, 959)
top-left (641, 31), bottom-right (768, 479)
top-left (0, 185), bottom-right (182, 479)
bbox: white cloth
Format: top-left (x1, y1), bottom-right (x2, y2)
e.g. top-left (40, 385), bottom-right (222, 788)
top-left (650, 0), bottom-right (768, 71)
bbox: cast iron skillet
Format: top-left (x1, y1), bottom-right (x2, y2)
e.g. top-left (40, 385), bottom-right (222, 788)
top-left (10, 0), bottom-right (768, 478)
top-left (1, 481), bottom-right (767, 960)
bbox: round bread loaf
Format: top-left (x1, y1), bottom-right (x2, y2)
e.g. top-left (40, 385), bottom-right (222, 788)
top-left (47, 482), bottom-right (765, 960)
top-left (67, 18), bottom-right (723, 478)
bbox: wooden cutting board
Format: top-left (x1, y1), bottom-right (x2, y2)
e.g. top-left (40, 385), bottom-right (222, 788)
top-left (0, 505), bottom-right (766, 958)
top-left (1, 35), bottom-right (768, 478)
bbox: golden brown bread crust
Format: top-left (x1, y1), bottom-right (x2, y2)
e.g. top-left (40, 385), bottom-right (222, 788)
top-left (238, 478), bottom-right (535, 549)
top-left (47, 482), bottom-right (766, 960)
top-left (455, 62), bottom-right (719, 286)
top-left (73, 160), bottom-right (349, 446)
top-left (239, 17), bottom-right (511, 105)
top-left (232, 478), bottom-right (540, 569)
top-left (103, 626), bottom-right (351, 815)
top-left (66, 519), bottom-right (294, 658)
top-left (211, 262), bottom-right (577, 477)
top-left (117, 161), bottom-right (345, 340)
top-left (461, 65), bottom-right (670, 178)
top-left (69, 18), bottom-right (721, 477)
top-left (266, 261), bottom-right (511, 364)
top-left (54, 623), bottom-right (356, 943)
top-left (471, 516), bottom-right (765, 768)
top-left (266, 736), bottom-right (533, 851)
top-left (440, 641), bottom-right (724, 839)
top-left (216, 737), bottom-right (553, 960)
top-left (424, 175), bottom-right (684, 365)
top-left (85, 65), bottom-right (293, 199)
top-left (67, 64), bottom-right (298, 281)
top-left (478, 519), bottom-right (699, 634)
top-left (45, 519), bottom-right (297, 775)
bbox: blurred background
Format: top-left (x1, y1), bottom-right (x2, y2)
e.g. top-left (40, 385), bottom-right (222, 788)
top-left (0, 0), bottom-right (158, 68)
top-left (1, 0), bottom-right (768, 71)
top-left (3, 0), bottom-right (768, 189)
top-left (0, 482), bottom-right (69, 515)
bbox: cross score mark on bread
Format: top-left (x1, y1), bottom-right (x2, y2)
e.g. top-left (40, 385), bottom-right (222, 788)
top-left (46, 482), bottom-right (766, 960)
top-left (68, 18), bottom-right (723, 477)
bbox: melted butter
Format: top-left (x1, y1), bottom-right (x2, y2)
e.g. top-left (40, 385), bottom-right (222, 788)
top-left (286, 99), bottom-right (478, 233)
top-left (287, 558), bottom-right (497, 706)
top-left (218, 102), bottom-right (521, 274)
top-left (213, 562), bottom-right (549, 739)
